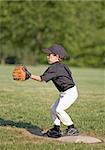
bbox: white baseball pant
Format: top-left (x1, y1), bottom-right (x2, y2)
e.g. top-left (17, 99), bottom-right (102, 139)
top-left (50, 86), bottom-right (78, 126)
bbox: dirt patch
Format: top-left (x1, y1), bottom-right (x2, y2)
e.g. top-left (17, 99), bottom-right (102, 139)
top-left (1, 126), bottom-right (104, 144)
top-left (25, 127), bottom-right (103, 144)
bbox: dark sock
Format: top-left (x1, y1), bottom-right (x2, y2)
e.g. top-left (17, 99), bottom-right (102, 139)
top-left (53, 125), bottom-right (60, 131)
top-left (68, 124), bottom-right (74, 129)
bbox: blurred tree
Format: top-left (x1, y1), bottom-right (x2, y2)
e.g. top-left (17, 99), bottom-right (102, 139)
top-left (0, 1), bottom-right (105, 67)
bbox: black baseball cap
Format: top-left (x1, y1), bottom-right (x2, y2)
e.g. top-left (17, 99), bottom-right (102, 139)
top-left (43, 44), bottom-right (66, 59)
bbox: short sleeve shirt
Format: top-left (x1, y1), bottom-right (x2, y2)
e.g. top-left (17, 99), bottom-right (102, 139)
top-left (40, 61), bottom-right (75, 92)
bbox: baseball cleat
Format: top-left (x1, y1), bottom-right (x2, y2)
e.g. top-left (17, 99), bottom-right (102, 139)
top-left (62, 127), bottom-right (79, 136)
top-left (46, 128), bottom-right (62, 138)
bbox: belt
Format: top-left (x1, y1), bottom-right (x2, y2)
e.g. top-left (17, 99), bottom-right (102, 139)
top-left (61, 85), bottom-right (75, 92)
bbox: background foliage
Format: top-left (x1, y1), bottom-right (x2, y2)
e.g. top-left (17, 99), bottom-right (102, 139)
top-left (0, 1), bottom-right (105, 67)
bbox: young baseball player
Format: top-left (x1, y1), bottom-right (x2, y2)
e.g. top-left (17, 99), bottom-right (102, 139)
top-left (30, 44), bottom-right (79, 138)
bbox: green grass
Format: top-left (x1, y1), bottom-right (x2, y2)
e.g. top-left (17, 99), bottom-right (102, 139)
top-left (0, 65), bottom-right (105, 150)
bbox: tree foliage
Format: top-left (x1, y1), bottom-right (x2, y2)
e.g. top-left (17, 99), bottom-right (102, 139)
top-left (0, 1), bottom-right (105, 67)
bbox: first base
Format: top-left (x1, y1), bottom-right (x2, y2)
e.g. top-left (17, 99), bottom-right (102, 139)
top-left (57, 135), bottom-right (102, 144)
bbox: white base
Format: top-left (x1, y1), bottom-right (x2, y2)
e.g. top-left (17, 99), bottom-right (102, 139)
top-left (57, 135), bottom-right (102, 143)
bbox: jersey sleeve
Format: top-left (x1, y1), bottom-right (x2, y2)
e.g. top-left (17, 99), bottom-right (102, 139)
top-left (40, 65), bottom-right (56, 82)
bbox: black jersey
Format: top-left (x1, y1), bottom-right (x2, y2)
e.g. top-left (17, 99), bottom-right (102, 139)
top-left (40, 61), bottom-right (75, 92)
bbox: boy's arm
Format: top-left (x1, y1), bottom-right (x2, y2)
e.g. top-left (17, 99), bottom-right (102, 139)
top-left (30, 75), bottom-right (42, 82)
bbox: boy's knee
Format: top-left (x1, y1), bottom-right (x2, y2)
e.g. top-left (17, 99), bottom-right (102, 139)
top-left (56, 107), bottom-right (62, 114)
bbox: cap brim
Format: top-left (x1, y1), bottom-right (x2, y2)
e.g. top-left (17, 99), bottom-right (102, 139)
top-left (42, 48), bottom-right (52, 54)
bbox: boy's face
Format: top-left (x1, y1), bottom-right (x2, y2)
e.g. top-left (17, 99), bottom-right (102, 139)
top-left (47, 53), bottom-right (59, 64)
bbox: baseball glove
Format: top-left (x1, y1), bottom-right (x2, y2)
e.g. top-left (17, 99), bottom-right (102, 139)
top-left (12, 65), bottom-right (31, 81)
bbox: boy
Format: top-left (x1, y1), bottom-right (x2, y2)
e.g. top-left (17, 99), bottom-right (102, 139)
top-left (30, 44), bottom-right (79, 138)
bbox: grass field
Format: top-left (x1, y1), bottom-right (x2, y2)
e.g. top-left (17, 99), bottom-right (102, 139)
top-left (0, 65), bottom-right (105, 150)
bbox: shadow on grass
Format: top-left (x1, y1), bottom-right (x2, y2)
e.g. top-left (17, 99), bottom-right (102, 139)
top-left (0, 118), bottom-right (43, 136)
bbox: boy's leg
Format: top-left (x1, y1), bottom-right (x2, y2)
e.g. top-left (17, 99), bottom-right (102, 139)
top-left (56, 86), bottom-right (79, 135)
top-left (48, 86), bottom-right (78, 137)
top-left (56, 86), bottom-right (78, 126)
top-left (50, 86), bottom-right (78, 126)
top-left (46, 99), bottom-right (61, 138)
top-left (50, 98), bottom-right (61, 126)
